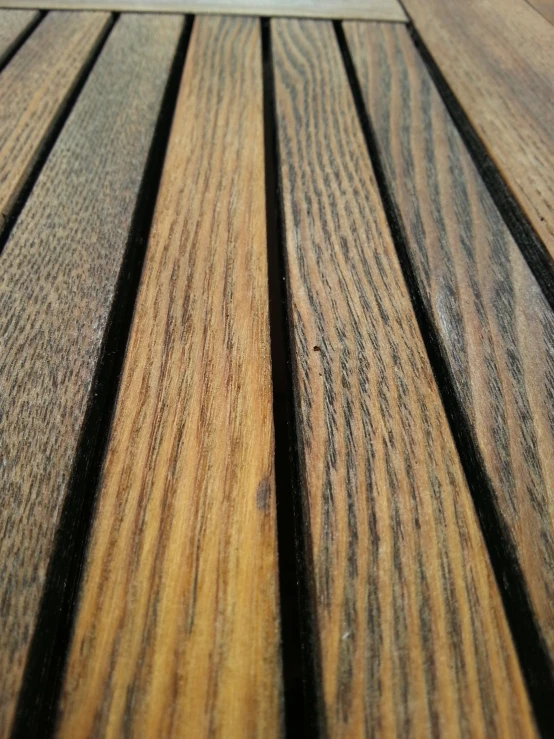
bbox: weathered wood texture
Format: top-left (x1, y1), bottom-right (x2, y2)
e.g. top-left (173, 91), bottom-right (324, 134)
top-left (526, 0), bottom-right (554, 24)
top-left (0, 10), bottom-right (111, 234)
top-left (0, 0), bottom-right (407, 21)
top-left (0, 8), bottom-right (38, 67)
top-left (401, 0), bottom-right (554, 261)
top-left (345, 19), bottom-right (554, 680)
top-left (272, 18), bottom-right (536, 737)
top-left (0, 15), bottom-right (183, 737)
top-left (57, 16), bottom-right (282, 739)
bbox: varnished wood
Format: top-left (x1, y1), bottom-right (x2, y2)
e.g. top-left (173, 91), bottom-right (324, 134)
top-left (0, 0), bottom-right (407, 22)
top-left (345, 17), bottom-right (554, 686)
top-left (272, 18), bottom-right (536, 736)
top-left (57, 16), bottom-right (282, 738)
top-left (0, 15), bottom-right (183, 737)
top-left (0, 9), bottom-right (38, 67)
top-left (0, 10), bottom-right (111, 234)
top-left (401, 0), bottom-right (554, 261)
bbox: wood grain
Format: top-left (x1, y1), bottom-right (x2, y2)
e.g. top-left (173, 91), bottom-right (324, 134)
top-left (525, 0), bottom-right (554, 24)
top-left (0, 11), bottom-right (111, 234)
top-left (0, 8), bottom-right (39, 67)
top-left (0, 0), bottom-right (407, 22)
top-left (345, 17), bottom-right (554, 685)
top-left (401, 0), bottom-right (554, 261)
top-left (0, 15), bottom-right (183, 737)
top-left (272, 18), bottom-right (536, 737)
top-left (57, 15), bottom-right (282, 739)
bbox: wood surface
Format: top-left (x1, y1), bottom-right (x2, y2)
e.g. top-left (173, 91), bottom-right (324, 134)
top-left (0, 8), bottom-right (39, 67)
top-left (57, 15), bottom-right (282, 738)
top-left (0, 10), bottom-right (111, 234)
top-left (0, 14), bottom-right (183, 737)
top-left (525, 0), bottom-right (554, 24)
top-left (272, 18), bottom-right (536, 737)
top-left (345, 19), bottom-right (554, 678)
top-left (0, 0), bottom-right (407, 21)
top-left (401, 0), bottom-right (554, 262)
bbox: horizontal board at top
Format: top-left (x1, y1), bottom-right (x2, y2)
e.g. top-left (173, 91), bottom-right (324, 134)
top-left (0, 0), bottom-right (407, 21)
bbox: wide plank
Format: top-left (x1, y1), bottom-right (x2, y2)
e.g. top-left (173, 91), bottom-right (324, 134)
top-left (272, 18), bottom-right (536, 736)
top-left (0, 0), bottom-right (407, 22)
top-left (0, 14), bottom-right (183, 737)
top-left (0, 11), bottom-right (111, 235)
top-left (345, 20), bottom-right (554, 688)
top-left (401, 0), bottom-right (554, 263)
top-left (0, 8), bottom-right (39, 67)
top-left (57, 16), bottom-right (282, 738)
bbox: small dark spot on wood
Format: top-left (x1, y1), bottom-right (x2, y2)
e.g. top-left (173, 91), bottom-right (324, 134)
top-left (256, 477), bottom-right (271, 513)
top-left (313, 345), bottom-right (321, 352)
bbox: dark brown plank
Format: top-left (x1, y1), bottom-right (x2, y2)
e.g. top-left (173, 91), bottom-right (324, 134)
top-left (0, 9), bottom-right (38, 67)
top-left (345, 16), bottom-right (554, 690)
top-left (272, 18), bottom-right (536, 736)
top-left (0, 10), bottom-right (111, 234)
top-left (0, 14), bottom-right (183, 736)
top-left (57, 16), bottom-right (282, 737)
top-left (401, 0), bottom-right (554, 262)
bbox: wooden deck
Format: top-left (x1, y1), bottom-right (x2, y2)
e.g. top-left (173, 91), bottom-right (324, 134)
top-left (0, 2), bottom-right (552, 736)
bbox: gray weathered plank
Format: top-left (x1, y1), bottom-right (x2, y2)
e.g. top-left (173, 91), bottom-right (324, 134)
top-left (0, 11), bottom-right (112, 234)
top-left (0, 14), bottom-right (183, 736)
top-left (0, 9), bottom-right (39, 67)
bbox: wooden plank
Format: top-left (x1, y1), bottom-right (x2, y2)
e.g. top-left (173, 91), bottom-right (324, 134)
top-left (0, 8), bottom-right (39, 66)
top-left (526, 0), bottom-right (554, 24)
top-left (0, 11), bottom-right (111, 234)
top-left (345, 17), bottom-right (554, 690)
top-left (401, 0), bottom-right (554, 261)
top-left (0, 14), bottom-right (183, 736)
top-left (271, 18), bottom-right (536, 736)
top-left (0, 0), bottom-right (407, 22)
top-left (57, 15), bottom-right (281, 738)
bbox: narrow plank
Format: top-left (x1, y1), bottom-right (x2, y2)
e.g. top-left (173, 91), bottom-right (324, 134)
top-left (0, 15), bottom-right (183, 737)
top-left (345, 17), bottom-right (554, 687)
top-left (0, 8), bottom-right (39, 67)
top-left (525, 0), bottom-right (554, 24)
top-left (272, 18), bottom-right (536, 736)
top-left (1, 0), bottom-right (407, 22)
top-left (57, 16), bottom-right (281, 738)
top-left (401, 0), bottom-right (554, 261)
top-left (0, 11), bottom-right (111, 234)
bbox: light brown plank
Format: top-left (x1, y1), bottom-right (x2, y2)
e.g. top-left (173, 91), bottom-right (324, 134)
top-left (0, 15), bottom-right (183, 736)
top-left (272, 18), bottom-right (536, 736)
top-left (57, 15), bottom-right (282, 738)
top-left (1, 0), bottom-right (407, 21)
top-left (401, 0), bottom-right (554, 261)
top-left (346, 16), bottom-right (554, 698)
top-left (0, 8), bottom-right (39, 66)
top-left (0, 11), bottom-right (111, 234)
top-left (526, 0), bottom-right (554, 24)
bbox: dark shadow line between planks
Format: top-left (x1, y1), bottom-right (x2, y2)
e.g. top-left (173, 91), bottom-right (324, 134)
top-left (261, 18), bottom-right (324, 739)
top-left (10, 16), bottom-right (194, 739)
top-left (406, 22), bottom-right (554, 314)
top-left (0, 9), bottom-right (45, 74)
top-left (334, 20), bottom-right (554, 737)
top-left (0, 12), bottom-right (116, 256)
